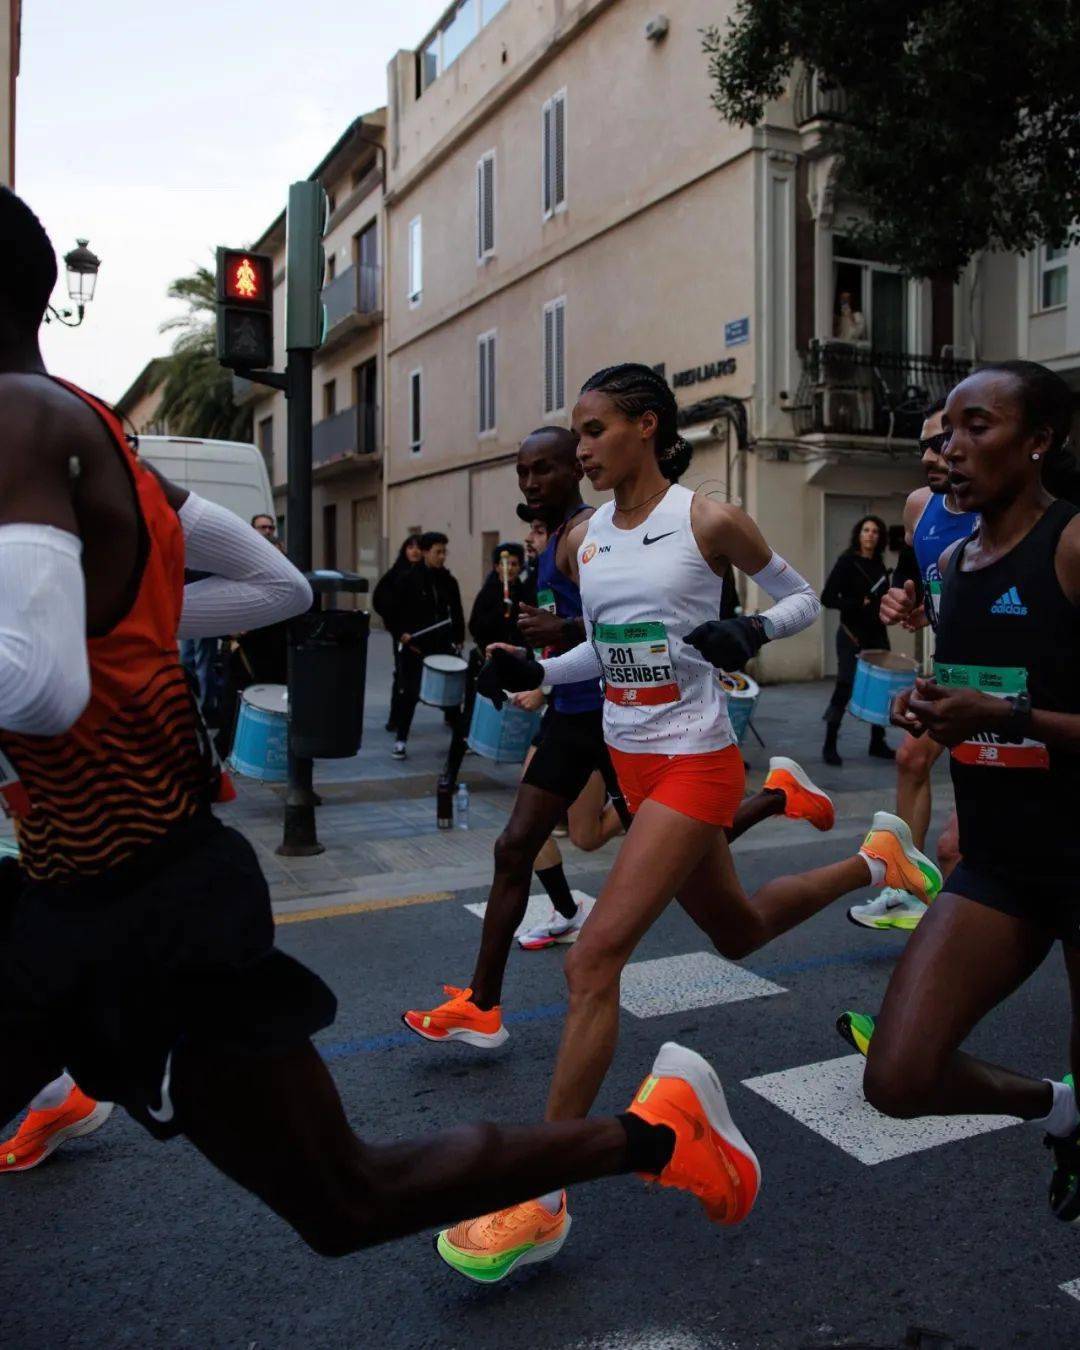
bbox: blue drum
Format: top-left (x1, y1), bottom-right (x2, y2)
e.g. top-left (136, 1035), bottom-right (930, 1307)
top-left (721, 671), bottom-right (760, 746)
top-left (468, 694), bottom-right (543, 764)
top-left (420, 654), bottom-right (468, 708)
top-left (228, 683), bottom-right (289, 782)
top-left (850, 650), bottom-right (918, 727)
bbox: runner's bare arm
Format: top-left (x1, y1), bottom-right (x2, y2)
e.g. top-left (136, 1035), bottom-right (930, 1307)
top-left (903, 487), bottom-right (931, 548)
top-left (689, 496), bottom-right (771, 577)
top-left (562, 518), bottom-right (591, 588)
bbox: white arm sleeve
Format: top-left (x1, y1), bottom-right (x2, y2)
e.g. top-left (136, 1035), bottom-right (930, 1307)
top-left (178, 494), bottom-right (313, 639)
top-left (539, 640), bottom-right (603, 687)
top-left (750, 552), bottom-right (821, 640)
top-left (0, 524), bottom-right (90, 735)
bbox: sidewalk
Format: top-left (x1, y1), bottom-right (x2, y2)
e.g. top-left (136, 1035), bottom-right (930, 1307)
top-left (218, 631), bottom-right (953, 908)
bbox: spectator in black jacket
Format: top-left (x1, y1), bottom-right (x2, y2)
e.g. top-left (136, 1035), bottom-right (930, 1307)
top-left (373, 534), bottom-right (421, 734)
top-left (392, 532), bottom-right (465, 759)
top-left (821, 514), bottom-right (894, 766)
top-left (468, 543), bottom-right (534, 652)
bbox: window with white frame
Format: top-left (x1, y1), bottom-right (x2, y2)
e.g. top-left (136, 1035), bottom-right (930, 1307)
top-left (477, 151), bottom-right (495, 261)
top-left (542, 299), bottom-right (566, 415)
top-left (408, 216), bottom-right (422, 305)
top-left (478, 331), bottom-right (497, 434)
top-left (542, 91), bottom-right (567, 218)
top-left (1039, 244), bottom-right (1068, 310)
top-left (409, 369), bottom-right (423, 453)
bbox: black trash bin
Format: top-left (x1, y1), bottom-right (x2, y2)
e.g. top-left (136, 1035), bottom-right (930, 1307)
top-left (289, 571), bottom-right (370, 760)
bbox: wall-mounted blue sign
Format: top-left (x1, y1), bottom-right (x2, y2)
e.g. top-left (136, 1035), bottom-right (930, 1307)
top-left (725, 317), bottom-right (750, 347)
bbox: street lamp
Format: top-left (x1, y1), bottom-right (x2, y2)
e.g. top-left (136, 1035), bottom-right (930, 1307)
top-left (45, 238), bottom-right (101, 327)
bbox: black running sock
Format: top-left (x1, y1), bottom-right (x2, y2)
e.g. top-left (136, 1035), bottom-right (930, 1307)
top-left (536, 863), bottom-right (578, 920)
top-left (617, 1112), bottom-right (676, 1175)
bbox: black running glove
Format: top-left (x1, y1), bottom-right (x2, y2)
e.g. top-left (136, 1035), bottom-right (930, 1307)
top-left (684, 616), bottom-right (769, 672)
top-left (476, 647), bottom-right (544, 710)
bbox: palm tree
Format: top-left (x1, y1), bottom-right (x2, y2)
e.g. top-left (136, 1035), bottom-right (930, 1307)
top-left (156, 265), bottom-right (253, 441)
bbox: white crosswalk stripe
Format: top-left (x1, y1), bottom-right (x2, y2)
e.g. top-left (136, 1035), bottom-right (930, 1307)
top-left (618, 951), bottom-right (785, 1018)
top-left (743, 1054), bottom-right (1022, 1164)
top-left (464, 890), bottom-right (596, 935)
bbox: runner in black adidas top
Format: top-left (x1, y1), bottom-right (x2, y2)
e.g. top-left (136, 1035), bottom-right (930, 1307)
top-left (0, 188), bottom-right (804, 1262)
top-left (845, 361), bottom-right (1080, 1221)
top-left (403, 425), bottom-right (834, 1047)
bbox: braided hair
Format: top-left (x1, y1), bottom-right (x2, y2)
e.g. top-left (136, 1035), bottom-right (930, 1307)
top-left (579, 363), bottom-right (693, 482)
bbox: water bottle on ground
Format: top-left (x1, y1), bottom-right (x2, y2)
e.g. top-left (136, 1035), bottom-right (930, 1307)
top-left (455, 782), bottom-right (470, 830)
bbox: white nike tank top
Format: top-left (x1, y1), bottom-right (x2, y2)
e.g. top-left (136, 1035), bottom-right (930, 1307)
top-left (577, 484), bottom-right (734, 754)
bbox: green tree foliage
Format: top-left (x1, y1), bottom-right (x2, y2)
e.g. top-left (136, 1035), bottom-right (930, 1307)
top-left (703, 0), bottom-right (1080, 277)
top-left (156, 266), bottom-right (252, 440)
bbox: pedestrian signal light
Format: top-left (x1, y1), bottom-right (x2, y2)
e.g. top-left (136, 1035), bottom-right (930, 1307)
top-left (215, 246), bottom-right (274, 370)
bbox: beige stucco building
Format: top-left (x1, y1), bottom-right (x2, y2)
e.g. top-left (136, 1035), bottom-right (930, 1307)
top-left (378, 0), bottom-right (987, 680)
top-left (115, 357), bottom-right (168, 435)
top-left (239, 112), bottom-right (386, 596)
top-left (1, 0), bottom-right (20, 187)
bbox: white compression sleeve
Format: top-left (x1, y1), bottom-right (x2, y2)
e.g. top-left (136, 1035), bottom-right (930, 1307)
top-left (0, 524), bottom-right (89, 735)
top-left (539, 640), bottom-right (603, 687)
top-left (749, 552), bottom-right (821, 640)
top-left (178, 494), bottom-right (313, 639)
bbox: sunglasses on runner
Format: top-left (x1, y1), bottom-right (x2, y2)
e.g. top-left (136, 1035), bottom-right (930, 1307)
top-left (919, 431), bottom-right (949, 455)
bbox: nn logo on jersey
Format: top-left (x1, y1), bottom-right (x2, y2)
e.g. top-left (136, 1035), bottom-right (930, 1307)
top-left (991, 586), bottom-right (1028, 616)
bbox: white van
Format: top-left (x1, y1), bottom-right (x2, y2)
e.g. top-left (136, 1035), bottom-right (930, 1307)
top-left (135, 435), bottom-right (275, 525)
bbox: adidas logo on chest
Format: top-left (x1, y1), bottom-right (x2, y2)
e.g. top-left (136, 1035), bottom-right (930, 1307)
top-left (990, 586), bottom-right (1028, 616)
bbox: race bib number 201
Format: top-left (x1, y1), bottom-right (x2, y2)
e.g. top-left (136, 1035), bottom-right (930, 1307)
top-left (594, 621), bottom-right (680, 707)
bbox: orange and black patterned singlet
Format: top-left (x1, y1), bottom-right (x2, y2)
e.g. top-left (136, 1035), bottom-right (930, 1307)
top-left (0, 380), bottom-right (214, 884)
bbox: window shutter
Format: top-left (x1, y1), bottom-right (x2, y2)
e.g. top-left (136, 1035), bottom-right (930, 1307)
top-left (483, 156), bottom-right (495, 255)
top-left (487, 334), bottom-right (496, 430)
top-left (553, 95), bottom-right (565, 208)
top-left (554, 301), bottom-right (565, 412)
top-left (542, 101), bottom-right (553, 216)
top-left (543, 306), bottom-right (555, 413)
top-left (410, 371), bottom-right (422, 449)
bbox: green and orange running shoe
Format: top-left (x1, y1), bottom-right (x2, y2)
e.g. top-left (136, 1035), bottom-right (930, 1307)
top-left (436, 1194), bottom-right (570, 1282)
top-left (836, 1010), bottom-right (877, 1058)
top-left (859, 812), bottom-right (943, 907)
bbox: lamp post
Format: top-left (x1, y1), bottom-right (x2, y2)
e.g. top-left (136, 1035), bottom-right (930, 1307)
top-left (45, 239), bottom-right (101, 327)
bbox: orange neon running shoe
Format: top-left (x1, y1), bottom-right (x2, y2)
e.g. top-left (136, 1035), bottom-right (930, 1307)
top-left (627, 1041), bottom-right (761, 1225)
top-left (401, 985), bottom-right (508, 1049)
top-left (859, 810), bottom-right (943, 906)
top-left (436, 1193), bottom-right (570, 1282)
top-left (0, 1086), bottom-right (113, 1173)
top-left (763, 756), bottom-right (835, 832)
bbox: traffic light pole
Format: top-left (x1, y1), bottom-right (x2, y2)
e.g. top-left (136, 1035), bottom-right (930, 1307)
top-left (277, 344), bottom-right (323, 857)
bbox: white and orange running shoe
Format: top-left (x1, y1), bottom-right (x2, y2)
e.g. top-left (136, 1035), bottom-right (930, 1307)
top-left (763, 756), bottom-right (835, 832)
top-left (401, 985), bottom-right (509, 1048)
top-left (627, 1041), bottom-right (761, 1225)
top-left (0, 1085), bottom-right (113, 1173)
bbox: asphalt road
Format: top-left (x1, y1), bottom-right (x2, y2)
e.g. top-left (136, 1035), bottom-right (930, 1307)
top-left (4, 820), bottom-right (1079, 1350)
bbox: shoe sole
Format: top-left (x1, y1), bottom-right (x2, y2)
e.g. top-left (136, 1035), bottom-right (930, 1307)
top-left (517, 929), bottom-right (581, 950)
top-left (2, 1101), bottom-right (114, 1173)
top-left (835, 1013), bottom-right (874, 1057)
top-left (846, 908), bottom-right (896, 930)
top-left (767, 757), bottom-right (835, 831)
top-left (400, 1014), bottom-right (509, 1049)
top-left (863, 811), bottom-right (943, 902)
top-left (650, 1041), bottom-right (761, 1223)
top-left (434, 1214), bottom-right (572, 1283)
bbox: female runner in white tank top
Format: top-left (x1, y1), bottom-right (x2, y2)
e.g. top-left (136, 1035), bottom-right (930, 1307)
top-left (447, 364), bottom-right (943, 1274)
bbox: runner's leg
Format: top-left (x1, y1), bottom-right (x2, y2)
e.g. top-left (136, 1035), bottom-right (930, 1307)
top-left (937, 810), bottom-right (961, 876)
top-left (727, 788), bottom-right (785, 843)
top-left (0, 1037), bottom-right (64, 1132)
top-left (895, 732), bottom-right (943, 851)
top-left (174, 1039), bottom-right (641, 1256)
top-left (469, 784), bottom-right (570, 1009)
top-left (566, 769), bottom-right (623, 852)
top-left (862, 892), bottom-right (1055, 1120)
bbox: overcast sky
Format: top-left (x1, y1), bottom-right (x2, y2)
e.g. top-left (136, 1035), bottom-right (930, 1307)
top-left (19, 1), bottom-right (449, 402)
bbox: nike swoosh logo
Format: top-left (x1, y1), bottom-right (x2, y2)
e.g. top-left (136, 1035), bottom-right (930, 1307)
top-left (642, 531), bottom-right (677, 546)
top-left (671, 1104), bottom-right (705, 1141)
top-left (147, 1050), bottom-right (175, 1125)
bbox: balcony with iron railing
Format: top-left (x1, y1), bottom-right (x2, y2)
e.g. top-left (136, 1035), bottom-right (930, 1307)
top-left (321, 262), bottom-right (381, 343)
top-left (312, 403), bottom-right (379, 470)
top-left (788, 340), bottom-right (971, 441)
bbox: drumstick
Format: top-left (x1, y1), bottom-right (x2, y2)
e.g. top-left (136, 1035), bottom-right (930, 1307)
top-left (499, 550), bottom-right (511, 612)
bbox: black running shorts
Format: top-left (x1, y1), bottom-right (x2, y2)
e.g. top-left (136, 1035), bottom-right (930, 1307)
top-left (946, 859), bottom-right (1080, 946)
top-left (522, 708), bottom-right (631, 826)
top-left (0, 814), bottom-right (336, 1139)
